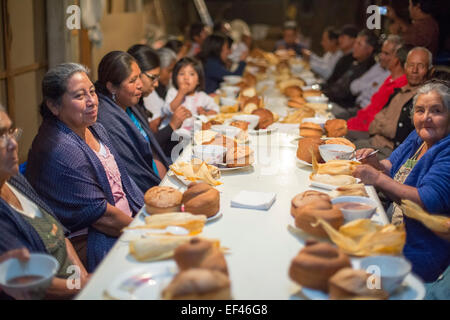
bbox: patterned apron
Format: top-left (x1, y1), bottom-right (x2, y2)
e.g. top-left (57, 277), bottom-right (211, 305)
top-left (391, 143), bottom-right (425, 225)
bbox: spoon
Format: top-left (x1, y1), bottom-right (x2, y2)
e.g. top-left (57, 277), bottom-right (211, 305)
top-left (356, 149), bottom-right (379, 162)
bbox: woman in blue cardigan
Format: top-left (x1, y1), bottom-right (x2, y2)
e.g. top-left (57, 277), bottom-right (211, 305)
top-left (94, 51), bottom-right (171, 193)
top-left (26, 63), bottom-right (144, 272)
top-left (198, 33), bottom-right (247, 94)
top-left (353, 82), bottom-right (450, 283)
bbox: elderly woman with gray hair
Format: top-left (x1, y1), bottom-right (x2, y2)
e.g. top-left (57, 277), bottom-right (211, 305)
top-left (353, 81), bottom-right (450, 283)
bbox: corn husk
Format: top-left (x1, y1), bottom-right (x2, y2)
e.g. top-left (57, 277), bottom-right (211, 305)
top-left (170, 160), bottom-right (222, 186)
top-left (329, 184), bottom-right (369, 198)
top-left (310, 174), bottom-right (357, 186)
top-left (312, 153), bottom-right (360, 176)
top-left (313, 218), bottom-right (406, 257)
top-left (125, 212), bottom-right (207, 235)
top-left (401, 200), bottom-right (450, 233)
top-left (129, 235), bottom-right (221, 262)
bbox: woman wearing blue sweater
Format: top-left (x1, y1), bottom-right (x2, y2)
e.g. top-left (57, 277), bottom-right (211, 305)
top-left (198, 33), bottom-right (248, 94)
top-left (353, 82), bottom-right (450, 283)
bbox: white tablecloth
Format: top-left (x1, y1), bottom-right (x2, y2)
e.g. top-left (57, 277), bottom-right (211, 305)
top-left (76, 131), bottom-right (388, 300)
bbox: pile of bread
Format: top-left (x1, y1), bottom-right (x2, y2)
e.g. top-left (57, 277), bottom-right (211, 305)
top-left (289, 240), bottom-right (389, 299)
top-left (162, 237), bottom-right (232, 300)
top-left (194, 130), bottom-right (254, 168)
top-left (145, 183), bottom-right (220, 219)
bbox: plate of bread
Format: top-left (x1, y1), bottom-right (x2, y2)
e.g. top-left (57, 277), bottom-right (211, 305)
top-left (140, 183), bottom-right (221, 222)
top-left (299, 270), bottom-right (425, 300)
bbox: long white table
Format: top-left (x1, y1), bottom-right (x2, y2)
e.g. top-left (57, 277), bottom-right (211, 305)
top-left (76, 131), bottom-right (388, 300)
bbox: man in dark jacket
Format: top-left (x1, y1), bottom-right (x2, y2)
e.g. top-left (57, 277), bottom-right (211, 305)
top-left (324, 29), bottom-right (379, 116)
top-left (326, 24), bottom-right (358, 85)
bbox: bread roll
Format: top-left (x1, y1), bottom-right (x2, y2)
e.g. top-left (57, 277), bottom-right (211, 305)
top-left (144, 186), bottom-right (183, 214)
top-left (230, 120), bottom-right (249, 131)
top-left (325, 119), bottom-right (348, 137)
top-left (289, 242), bottom-right (352, 292)
top-left (294, 203), bottom-right (343, 238)
top-left (300, 122), bottom-right (323, 138)
top-left (287, 97), bottom-right (306, 108)
top-left (225, 145), bottom-right (254, 168)
top-left (182, 182), bottom-right (220, 218)
top-left (297, 137), bottom-right (324, 164)
top-left (162, 268), bottom-right (231, 300)
top-left (174, 238), bottom-right (228, 275)
top-left (284, 86), bottom-right (303, 99)
top-left (252, 108), bottom-right (274, 129)
top-left (291, 191), bottom-right (331, 218)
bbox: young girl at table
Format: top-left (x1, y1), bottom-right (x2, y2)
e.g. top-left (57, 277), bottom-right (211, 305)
top-left (162, 57), bottom-right (219, 134)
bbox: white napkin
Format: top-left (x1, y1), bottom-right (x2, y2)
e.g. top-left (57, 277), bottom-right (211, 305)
top-left (230, 191), bottom-right (276, 211)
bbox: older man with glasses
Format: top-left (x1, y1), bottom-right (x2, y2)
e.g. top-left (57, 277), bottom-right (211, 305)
top-left (352, 47), bottom-right (434, 159)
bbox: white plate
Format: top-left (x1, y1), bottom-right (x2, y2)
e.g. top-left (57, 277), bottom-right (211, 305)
top-left (295, 157), bottom-right (312, 167)
top-left (310, 178), bottom-right (361, 191)
top-left (142, 206), bottom-right (222, 223)
top-left (206, 211), bottom-right (223, 222)
top-left (248, 127), bottom-right (279, 135)
top-left (105, 266), bottom-right (176, 300)
top-left (300, 273), bottom-right (425, 300)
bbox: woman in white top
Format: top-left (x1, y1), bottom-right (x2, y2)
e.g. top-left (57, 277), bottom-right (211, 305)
top-left (302, 27), bottom-right (343, 80)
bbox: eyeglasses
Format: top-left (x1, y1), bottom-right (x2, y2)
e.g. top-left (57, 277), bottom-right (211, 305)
top-left (142, 72), bottom-right (160, 83)
top-left (0, 128), bottom-right (23, 148)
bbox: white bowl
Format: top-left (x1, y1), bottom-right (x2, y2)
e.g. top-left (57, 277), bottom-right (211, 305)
top-left (301, 117), bottom-right (328, 129)
top-left (231, 114), bottom-right (260, 130)
top-left (192, 145), bottom-right (227, 165)
top-left (359, 256), bottom-right (412, 294)
top-left (319, 144), bottom-right (355, 162)
top-left (221, 86), bottom-right (240, 97)
top-left (220, 96), bottom-right (238, 107)
top-left (210, 125), bottom-right (242, 138)
top-left (306, 95), bottom-right (329, 103)
top-left (0, 253), bottom-right (59, 300)
top-left (331, 196), bottom-right (378, 222)
top-left (223, 75), bottom-right (242, 85)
